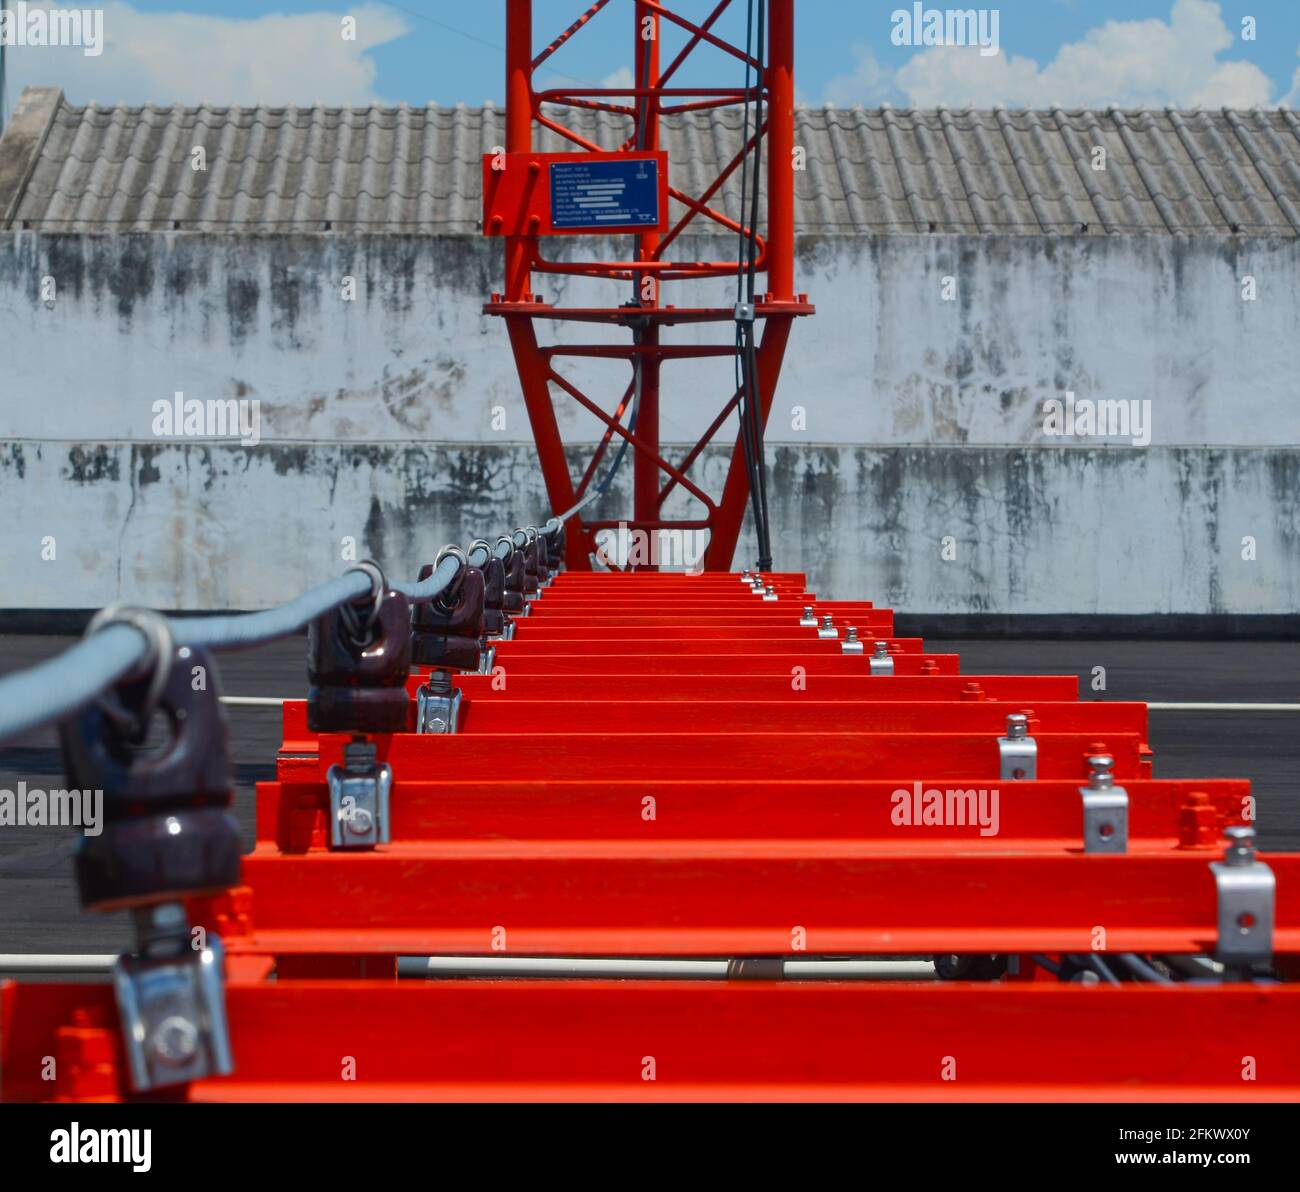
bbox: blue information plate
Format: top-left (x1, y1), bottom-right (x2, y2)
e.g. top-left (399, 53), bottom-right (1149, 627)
top-left (549, 158), bottom-right (661, 230)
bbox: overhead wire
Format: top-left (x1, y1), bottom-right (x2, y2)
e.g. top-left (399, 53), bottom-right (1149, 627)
top-left (0, 545), bottom-right (487, 746)
top-left (734, 0), bottom-right (773, 571)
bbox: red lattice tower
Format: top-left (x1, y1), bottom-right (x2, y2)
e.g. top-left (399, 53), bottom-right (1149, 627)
top-left (484, 0), bottom-right (812, 570)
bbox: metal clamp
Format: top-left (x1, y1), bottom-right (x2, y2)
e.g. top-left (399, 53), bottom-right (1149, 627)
top-left (998, 713), bottom-right (1037, 780)
top-left (799, 605), bottom-right (818, 628)
top-left (817, 615), bottom-right (838, 640)
top-left (83, 604), bottom-right (175, 739)
top-left (740, 569), bottom-right (753, 585)
top-left (869, 640), bottom-right (894, 675)
top-left (431, 545), bottom-right (468, 617)
top-left (841, 626), bottom-right (864, 655)
top-left (762, 584), bottom-right (779, 602)
top-left (478, 644), bottom-right (497, 675)
top-left (1079, 754), bottom-right (1128, 853)
top-left (1210, 826), bottom-right (1275, 966)
top-left (326, 739), bottom-right (392, 848)
top-left (521, 527), bottom-right (543, 601)
top-left (113, 901), bottom-right (233, 1092)
top-left (416, 670), bottom-right (463, 734)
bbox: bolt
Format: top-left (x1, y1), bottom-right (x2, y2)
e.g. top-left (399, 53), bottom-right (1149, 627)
top-left (1005, 713), bottom-right (1028, 740)
top-left (1223, 825), bottom-right (1257, 867)
top-left (1085, 754), bottom-right (1114, 788)
top-left (346, 806), bottom-right (374, 836)
top-left (873, 641), bottom-right (889, 658)
top-left (821, 615), bottom-right (833, 630)
top-left (846, 626), bottom-right (859, 642)
top-left (803, 606), bottom-right (813, 618)
top-left (1178, 791), bottom-right (1218, 849)
top-left (151, 1015), bottom-right (200, 1067)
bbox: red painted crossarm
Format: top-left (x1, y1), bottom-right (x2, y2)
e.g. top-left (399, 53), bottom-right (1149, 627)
top-left (257, 776), bottom-right (1246, 851)
top-left (6, 980), bottom-right (1298, 1102)
top-left (197, 848), bottom-right (1300, 959)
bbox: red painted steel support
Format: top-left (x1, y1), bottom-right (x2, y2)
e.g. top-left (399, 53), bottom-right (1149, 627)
top-left (487, 1), bottom-right (811, 570)
top-left (197, 848), bottom-right (1300, 958)
top-left (8, 981), bottom-right (1300, 1102)
top-left (256, 776), bottom-right (1246, 851)
top-left (5, 569), bottom-right (1299, 1103)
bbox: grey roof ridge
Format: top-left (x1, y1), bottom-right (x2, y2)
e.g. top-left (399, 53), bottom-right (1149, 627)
top-left (0, 87), bottom-right (65, 230)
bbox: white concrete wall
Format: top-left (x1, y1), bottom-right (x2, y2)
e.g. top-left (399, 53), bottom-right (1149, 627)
top-left (1, 231), bottom-right (1297, 612)
top-left (3, 441), bottom-right (1294, 616)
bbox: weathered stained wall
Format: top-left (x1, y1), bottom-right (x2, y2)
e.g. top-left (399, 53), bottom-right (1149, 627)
top-left (1, 232), bottom-right (1297, 612)
top-left (2, 441), bottom-right (1295, 616)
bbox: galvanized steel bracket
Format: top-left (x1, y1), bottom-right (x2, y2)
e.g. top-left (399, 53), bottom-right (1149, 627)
top-left (327, 740), bottom-right (393, 848)
top-left (416, 673), bottom-right (463, 735)
top-left (1211, 826), bottom-right (1275, 966)
top-left (114, 902), bottom-right (234, 1092)
top-left (1078, 754), bottom-right (1128, 853)
top-left (998, 713), bottom-right (1036, 780)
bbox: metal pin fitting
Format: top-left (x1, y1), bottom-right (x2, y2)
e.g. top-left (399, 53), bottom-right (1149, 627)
top-left (869, 640), bottom-right (894, 674)
top-left (326, 739), bottom-right (393, 849)
top-left (1222, 824), bottom-right (1259, 866)
top-left (1080, 754), bottom-right (1128, 853)
top-left (1084, 754), bottom-right (1114, 787)
top-left (114, 901), bottom-right (234, 1092)
top-left (762, 584), bottom-right (779, 602)
top-left (1211, 826), bottom-right (1275, 966)
top-left (799, 605), bottom-right (818, 628)
top-left (416, 668), bottom-right (463, 735)
top-left (817, 615), bottom-right (838, 640)
top-left (841, 626), bottom-right (864, 655)
top-left (740, 569), bottom-right (753, 584)
top-left (998, 713), bottom-right (1037, 780)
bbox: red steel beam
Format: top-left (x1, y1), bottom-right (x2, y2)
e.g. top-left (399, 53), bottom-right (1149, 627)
top-left (513, 622), bottom-right (896, 637)
top-left (418, 654), bottom-right (962, 675)
top-left (293, 729), bottom-right (1144, 780)
top-left (256, 776), bottom-right (1245, 851)
top-left (278, 696), bottom-right (1144, 745)
top-left (457, 699), bottom-right (1146, 734)
top-left (8, 981), bottom-right (1299, 1102)
top-left (490, 636), bottom-right (924, 656)
top-left (199, 848), bottom-right (1300, 958)
top-left (451, 673), bottom-right (1082, 701)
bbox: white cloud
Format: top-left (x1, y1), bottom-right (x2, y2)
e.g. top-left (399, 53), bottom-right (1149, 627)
top-left (1284, 51), bottom-right (1300, 107)
top-left (5, 2), bottom-right (411, 106)
top-left (600, 66), bottom-right (635, 92)
top-left (823, 0), bottom-right (1281, 109)
top-left (822, 42), bottom-right (899, 107)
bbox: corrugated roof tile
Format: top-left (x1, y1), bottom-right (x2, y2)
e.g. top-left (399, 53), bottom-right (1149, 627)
top-left (1, 88), bottom-right (1296, 235)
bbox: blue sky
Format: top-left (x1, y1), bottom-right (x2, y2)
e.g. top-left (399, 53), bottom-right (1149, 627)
top-left (3, 0), bottom-right (1299, 110)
